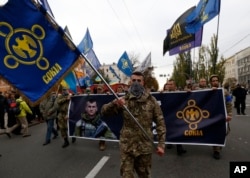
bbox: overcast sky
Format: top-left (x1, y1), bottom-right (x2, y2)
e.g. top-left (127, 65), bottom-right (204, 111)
top-left (48, 0), bottom-right (250, 87)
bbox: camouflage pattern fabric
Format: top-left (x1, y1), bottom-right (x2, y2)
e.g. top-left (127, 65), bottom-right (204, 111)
top-left (101, 91), bottom-right (166, 177)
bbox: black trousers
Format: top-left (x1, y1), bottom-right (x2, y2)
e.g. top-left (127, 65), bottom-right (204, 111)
top-left (235, 99), bottom-right (246, 114)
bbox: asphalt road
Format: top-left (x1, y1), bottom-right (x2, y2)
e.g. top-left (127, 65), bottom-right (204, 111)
top-left (1, 95), bottom-right (250, 178)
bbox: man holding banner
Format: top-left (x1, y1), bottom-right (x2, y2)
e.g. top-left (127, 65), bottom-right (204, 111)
top-left (209, 75), bottom-right (232, 160)
top-left (101, 71), bottom-right (166, 178)
top-left (164, 79), bottom-right (187, 155)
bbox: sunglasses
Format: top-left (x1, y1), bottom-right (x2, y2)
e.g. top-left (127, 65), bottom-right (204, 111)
top-left (132, 79), bottom-right (142, 83)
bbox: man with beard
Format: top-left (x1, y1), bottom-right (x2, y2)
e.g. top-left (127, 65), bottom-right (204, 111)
top-left (209, 74), bottom-right (232, 159)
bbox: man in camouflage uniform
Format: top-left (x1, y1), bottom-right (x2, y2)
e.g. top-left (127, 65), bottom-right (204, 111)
top-left (74, 98), bottom-right (116, 139)
top-left (101, 71), bottom-right (166, 178)
top-left (57, 88), bottom-right (71, 148)
top-left (209, 74), bottom-right (232, 160)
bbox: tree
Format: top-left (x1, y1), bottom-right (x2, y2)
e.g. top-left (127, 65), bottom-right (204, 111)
top-left (172, 33), bottom-right (226, 88)
top-left (172, 51), bottom-right (192, 89)
top-left (128, 51), bottom-right (140, 70)
top-left (143, 67), bottom-right (159, 91)
top-left (207, 34), bottom-right (219, 74)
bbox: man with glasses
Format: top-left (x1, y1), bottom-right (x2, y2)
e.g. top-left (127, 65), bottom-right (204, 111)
top-left (101, 71), bottom-right (166, 178)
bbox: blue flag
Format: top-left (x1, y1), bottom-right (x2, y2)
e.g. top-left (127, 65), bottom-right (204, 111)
top-left (0, 0), bottom-right (80, 104)
top-left (85, 49), bottom-right (101, 77)
top-left (117, 51), bottom-right (133, 77)
top-left (78, 28), bottom-right (93, 54)
top-left (185, 0), bottom-right (221, 34)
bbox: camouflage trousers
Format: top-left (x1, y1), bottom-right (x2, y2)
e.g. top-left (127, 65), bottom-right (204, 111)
top-left (58, 117), bottom-right (68, 139)
top-left (120, 152), bottom-right (152, 178)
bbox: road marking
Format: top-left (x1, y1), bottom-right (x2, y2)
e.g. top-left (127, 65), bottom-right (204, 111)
top-left (85, 156), bottom-right (110, 178)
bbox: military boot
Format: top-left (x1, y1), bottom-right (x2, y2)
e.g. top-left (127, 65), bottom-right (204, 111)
top-left (62, 138), bottom-right (69, 148)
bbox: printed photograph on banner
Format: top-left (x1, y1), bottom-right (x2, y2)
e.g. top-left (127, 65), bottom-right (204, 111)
top-left (68, 94), bottom-right (122, 141)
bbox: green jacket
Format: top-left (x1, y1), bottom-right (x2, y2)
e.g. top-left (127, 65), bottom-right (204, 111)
top-left (101, 91), bottom-right (166, 155)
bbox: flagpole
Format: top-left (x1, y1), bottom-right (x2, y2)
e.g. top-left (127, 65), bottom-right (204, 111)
top-left (213, 13), bottom-right (220, 74)
top-left (33, 0), bottom-right (156, 148)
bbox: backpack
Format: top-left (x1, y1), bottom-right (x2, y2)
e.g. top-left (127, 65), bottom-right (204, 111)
top-left (9, 101), bottom-right (22, 116)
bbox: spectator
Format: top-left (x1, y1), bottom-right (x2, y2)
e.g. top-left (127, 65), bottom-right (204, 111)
top-left (7, 93), bottom-right (33, 137)
top-left (232, 84), bottom-right (247, 115)
top-left (7, 92), bottom-right (21, 135)
top-left (0, 91), bottom-right (9, 137)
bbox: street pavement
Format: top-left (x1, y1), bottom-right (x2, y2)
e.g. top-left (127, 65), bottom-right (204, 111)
top-left (0, 95), bottom-right (250, 178)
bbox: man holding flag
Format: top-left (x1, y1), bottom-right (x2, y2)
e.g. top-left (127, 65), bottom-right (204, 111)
top-left (101, 71), bottom-right (166, 177)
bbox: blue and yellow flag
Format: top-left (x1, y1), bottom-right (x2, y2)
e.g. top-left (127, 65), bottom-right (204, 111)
top-left (61, 71), bottom-right (77, 94)
top-left (0, 0), bottom-right (80, 104)
top-left (117, 51), bottom-right (133, 77)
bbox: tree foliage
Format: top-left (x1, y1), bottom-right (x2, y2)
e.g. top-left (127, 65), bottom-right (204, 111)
top-left (172, 34), bottom-right (226, 88)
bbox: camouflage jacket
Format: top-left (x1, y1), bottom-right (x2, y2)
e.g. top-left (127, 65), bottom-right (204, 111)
top-left (101, 91), bottom-right (166, 155)
top-left (56, 94), bottom-right (70, 119)
top-left (39, 96), bottom-right (58, 120)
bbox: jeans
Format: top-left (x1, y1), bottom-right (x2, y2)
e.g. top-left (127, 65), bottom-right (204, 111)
top-left (46, 119), bottom-right (58, 142)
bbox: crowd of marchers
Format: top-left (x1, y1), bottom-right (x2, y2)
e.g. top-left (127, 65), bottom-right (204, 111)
top-left (0, 73), bottom-right (248, 177)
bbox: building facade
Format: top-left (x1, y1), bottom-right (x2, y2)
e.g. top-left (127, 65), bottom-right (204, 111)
top-left (224, 46), bottom-right (250, 90)
top-left (100, 63), bottom-right (130, 85)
